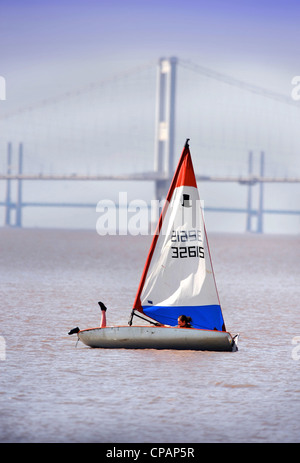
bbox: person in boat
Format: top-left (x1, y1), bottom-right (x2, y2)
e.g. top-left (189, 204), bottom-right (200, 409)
top-left (177, 315), bottom-right (193, 328)
top-left (98, 301), bottom-right (107, 328)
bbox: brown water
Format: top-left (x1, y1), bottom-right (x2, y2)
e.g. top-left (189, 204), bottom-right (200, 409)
top-left (0, 228), bottom-right (299, 443)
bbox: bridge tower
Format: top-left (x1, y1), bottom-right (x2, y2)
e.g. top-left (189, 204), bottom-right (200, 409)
top-left (154, 57), bottom-right (177, 202)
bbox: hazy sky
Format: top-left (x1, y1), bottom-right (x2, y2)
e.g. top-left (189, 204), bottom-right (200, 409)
top-left (1, 0), bottom-right (300, 233)
top-left (1, 0), bottom-right (299, 111)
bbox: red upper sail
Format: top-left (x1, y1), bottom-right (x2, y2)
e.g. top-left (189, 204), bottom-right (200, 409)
top-left (174, 145), bottom-right (197, 189)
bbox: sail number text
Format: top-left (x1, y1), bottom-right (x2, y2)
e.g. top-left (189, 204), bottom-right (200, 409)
top-left (171, 229), bottom-right (202, 242)
top-left (171, 246), bottom-right (204, 259)
top-left (171, 229), bottom-right (204, 259)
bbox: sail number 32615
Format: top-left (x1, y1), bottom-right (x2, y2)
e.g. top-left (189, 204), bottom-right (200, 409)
top-left (171, 246), bottom-right (204, 259)
top-left (170, 229), bottom-right (204, 259)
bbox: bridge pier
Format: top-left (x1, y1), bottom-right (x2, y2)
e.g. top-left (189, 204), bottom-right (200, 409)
top-left (246, 150), bottom-right (265, 233)
top-left (16, 143), bottom-right (23, 227)
top-left (4, 142), bottom-right (23, 228)
top-left (4, 142), bottom-right (12, 227)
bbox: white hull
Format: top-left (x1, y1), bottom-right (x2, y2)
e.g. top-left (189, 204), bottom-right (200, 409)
top-left (78, 326), bottom-right (237, 352)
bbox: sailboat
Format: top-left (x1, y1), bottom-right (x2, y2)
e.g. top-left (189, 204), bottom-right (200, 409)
top-left (69, 140), bottom-right (239, 352)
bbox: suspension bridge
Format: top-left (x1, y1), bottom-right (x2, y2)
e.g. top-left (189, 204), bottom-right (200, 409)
top-left (1, 57), bottom-right (300, 233)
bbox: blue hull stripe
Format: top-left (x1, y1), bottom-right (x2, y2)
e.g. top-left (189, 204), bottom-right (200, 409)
top-left (143, 305), bottom-right (224, 331)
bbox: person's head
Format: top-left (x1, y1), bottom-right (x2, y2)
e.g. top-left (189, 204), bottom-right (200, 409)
top-left (178, 315), bottom-right (192, 327)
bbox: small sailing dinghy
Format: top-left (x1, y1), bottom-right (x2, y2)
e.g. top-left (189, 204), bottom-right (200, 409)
top-left (69, 140), bottom-right (238, 352)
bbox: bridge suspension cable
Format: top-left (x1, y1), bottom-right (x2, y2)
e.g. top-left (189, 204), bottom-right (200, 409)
top-left (178, 59), bottom-right (298, 108)
top-left (0, 60), bottom-right (157, 121)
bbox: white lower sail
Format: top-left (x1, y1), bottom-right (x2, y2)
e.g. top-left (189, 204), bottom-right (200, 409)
top-left (133, 141), bottom-right (225, 331)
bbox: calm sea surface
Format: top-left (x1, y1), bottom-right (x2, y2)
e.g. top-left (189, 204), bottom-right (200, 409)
top-left (0, 228), bottom-right (299, 443)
